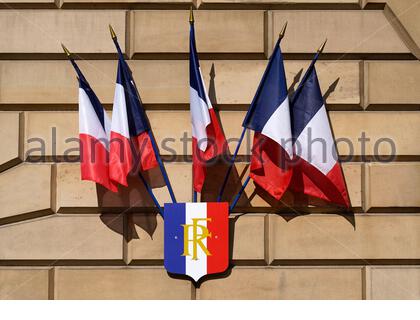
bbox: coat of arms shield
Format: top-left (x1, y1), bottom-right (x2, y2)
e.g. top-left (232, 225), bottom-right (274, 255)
top-left (164, 202), bottom-right (229, 282)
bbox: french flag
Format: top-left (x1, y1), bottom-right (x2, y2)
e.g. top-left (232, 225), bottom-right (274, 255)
top-left (290, 61), bottom-right (350, 207)
top-left (109, 37), bottom-right (158, 187)
top-left (242, 37), bottom-right (293, 200)
top-left (190, 15), bottom-right (227, 193)
top-left (164, 202), bottom-right (229, 282)
top-left (67, 57), bottom-right (117, 192)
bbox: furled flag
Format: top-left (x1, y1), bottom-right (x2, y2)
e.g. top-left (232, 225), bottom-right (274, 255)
top-left (189, 10), bottom-right (227, 193)
top-left (108, 29), bottom-right (158, 187)
top-left (242, 29), bottom-right (293, 200)
top-left (62, 45), bottom-right (117, 192)
top-left (290, 49), bottom-right (350, 207)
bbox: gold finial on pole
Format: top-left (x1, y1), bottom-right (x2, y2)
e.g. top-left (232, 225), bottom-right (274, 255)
top-left (61, 43), bottom-right (71, 57)
top-left (189, 6), bottom-right (194, 24)
top-left (279, 21), bottom-right (288, 40)
top-left (109, 24), bottom-right (117, 39)
top-left (317, 38), bottom-right (327, 53)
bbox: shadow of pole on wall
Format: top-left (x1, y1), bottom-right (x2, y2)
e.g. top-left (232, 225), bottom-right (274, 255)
top-left (288, 68), bottom-right (304, 97)
top-left (201, 62), bottom-right (250, 207)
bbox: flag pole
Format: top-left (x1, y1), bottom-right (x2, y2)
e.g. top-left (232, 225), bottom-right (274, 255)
top-left (216, 127), bottom-right (247, 202)
top-left (229, 176), bottom-right (250, 211)
top-left (108, 26), bottom-right (177, 204)
top-left (290, 38), bottom-right (327, 104)
top-left (229, 38), bottom-right (327, 211)
top-left (190, 7), bottom-right (199, 203)
top-left (148, 131), bottom-right (177, 203)
top-left (61, 43), bottom-right (85, 80)
top-left (216, 21), bottom-right (288, 203)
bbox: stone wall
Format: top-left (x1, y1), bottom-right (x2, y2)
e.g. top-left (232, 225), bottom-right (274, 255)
top-left (0, 0), bottom-right (419, 299)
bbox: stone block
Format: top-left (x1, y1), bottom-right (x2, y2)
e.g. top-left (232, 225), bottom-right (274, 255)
top-left (54, 267), bottom-right (192, 299)
top-left (0, 10), bottom-right (126, 54)
top-left (273, 10), bottom-right (409, 53)
top-left (0, 112), bottom-right (22, 171)
top-left (0, 164), bottom-right (51, 223)
top-left (132, 10), bottom-right (265, 54)
top-left (198, 267), bottom-right (363, 299)
top-left (365, 61), bottom-right (420, 107)
top-left (0, 214), bottom-right (123, 261)
top-left (370, 267), bottom-right (420, 299)
top-left (366, 162), bottom-right (420, 209)
top-left (0, 268), bottom-right (50, 300)
top-left (271, 214), bottom-right (420, 260)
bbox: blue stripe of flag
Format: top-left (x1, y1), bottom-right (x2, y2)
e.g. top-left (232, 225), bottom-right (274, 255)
top-left (164, 203), bottom-right (186, 275)
top-left (242, 38), bottom-right (288, 132)
top-left (290, 65), bottom-right (324, 139)
top-left (114, 38), bottom-right (150, 137)
top-left (189, 24), bottom-right (207, 102)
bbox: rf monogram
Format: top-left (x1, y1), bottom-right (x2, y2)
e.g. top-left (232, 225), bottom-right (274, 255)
top-left (182, 218), bottom-right (212, 260)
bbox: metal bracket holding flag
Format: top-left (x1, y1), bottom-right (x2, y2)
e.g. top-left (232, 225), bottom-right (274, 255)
top-left (62, 6), bottom-right (350, 284)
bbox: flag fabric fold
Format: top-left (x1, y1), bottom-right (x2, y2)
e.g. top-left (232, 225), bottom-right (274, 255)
top-left (242, 38), bottom-right (293, 200)
top-left (72, 62), bottom-right (117, 192)
top-left (109, 40), bottom-right (158, 187)
top-left (290, 63), bottom-right (350, 207)
top-left (190, 22), bottom-right (227, 192)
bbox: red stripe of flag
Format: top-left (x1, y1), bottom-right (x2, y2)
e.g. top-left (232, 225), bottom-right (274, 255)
top-left (109, 131), bottom-right (133, 187)
top-left (206, 202), bottom-right (229, 274)
top-left (80, 133), bottom-right (118, 192)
